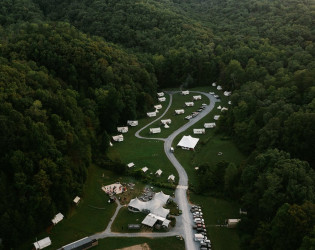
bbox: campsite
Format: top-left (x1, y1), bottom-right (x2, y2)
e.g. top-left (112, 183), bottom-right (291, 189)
top-left (26, 86), bottom-right (243, 250)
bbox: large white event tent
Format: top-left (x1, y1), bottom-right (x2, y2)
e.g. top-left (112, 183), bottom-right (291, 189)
top-left (128, 191), bottom-right (170, 218)
top-left (177, 135), bottom-right (199, 150)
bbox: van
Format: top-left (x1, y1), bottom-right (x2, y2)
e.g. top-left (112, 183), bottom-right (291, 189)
top-left (170, 147), bottom-right (174, 153)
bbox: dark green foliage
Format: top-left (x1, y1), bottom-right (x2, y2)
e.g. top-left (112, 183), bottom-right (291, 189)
top-left (0, 0), bottom-right (314, 248)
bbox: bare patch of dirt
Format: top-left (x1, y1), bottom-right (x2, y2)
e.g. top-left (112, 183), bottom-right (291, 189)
top-left (117, 243), bottom-right (151, 250)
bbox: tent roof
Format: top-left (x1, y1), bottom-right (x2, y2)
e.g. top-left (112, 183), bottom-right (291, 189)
top-left (168, 174), bottom-right (175, 181)
top-left (52, 213), bottom-right (64, 225)
top-left (156, 169), bottom-right (162, 176)
top-left (127, 162), bottom-right (135, 168)
top-left (177, 135), bottom-right (199, 149)
top-left (129, 192), bottom-right (170, 218)
top-left (142, 167), bottom-right (148, 172)
top-left (142, 214), bottom-right (158, 227)
top-left (33, 237), bottom-right (51, 250)
top-left (162, 219), bottom-right (171, 227)
top-left (73, 196), bottom-right (80, 203)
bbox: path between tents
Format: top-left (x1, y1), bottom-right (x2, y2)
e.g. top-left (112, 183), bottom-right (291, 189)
top-left (90, 91), bottom-right (218, 250)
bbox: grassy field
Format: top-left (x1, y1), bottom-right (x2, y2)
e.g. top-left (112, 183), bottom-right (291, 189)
top-left (96, 236), bottom-right (185, 250)
top-left (108, 128), bottom-right (178, 185)
top-left (172, 85), bottom-right (244, 187)
top-left (139, 92), bottom-right (209, 139)
top-left (190, 194), bottom-right (241, 250)
top-left (20, 165), bottom-right (117, 250)
top-left (111, 207), bottom-right (147, 233)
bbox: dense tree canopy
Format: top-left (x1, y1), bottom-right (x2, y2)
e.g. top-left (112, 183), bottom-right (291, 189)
top-left (0, 0), bottom-right (314, 248)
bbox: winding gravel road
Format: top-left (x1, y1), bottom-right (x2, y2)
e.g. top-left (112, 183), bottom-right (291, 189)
top-left (90, 91), bottom-right (218, 250)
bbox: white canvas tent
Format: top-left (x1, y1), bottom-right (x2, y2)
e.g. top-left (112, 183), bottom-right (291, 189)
top-left (181, 90), bottom-right (189, 95)
top-left (154, 104), bottom-right (162, 110)
top-left (128, 191), bottom-right (170, 218)
top-left (33, 237), bottom-right (51, 250)
top-left (164, 124), bottom-right (169, 129)
top-left (175, 109), bottom-right (185, 115)
top-left (228, 101), bottom-right (232, 105)
top-left (193, 95), bottom-right (202, 100)
top-left (185, 102), bottom-right (194, 107)
top-left (147, 112), bottom-right (157, 117)
top-left (221, 107), bottom-right (228, 112)
top-left (52, 213), bottom-right (64, 225)
top-left (73, 196), bottom-right (80, 205)
top-left (204, 123), bottom-right (216, 128)
top-left (117, 126), bottom-right (128, 133)
top-left (127, 162), bottom-right (135, 168)
top-left (127, 120), bottom-right (138, 126)
top-left (168, 174), bottom-right (175, 182)
top-left (158, 97), bottom-right (166, 102)
top-left (177, 135), bottom-right (199, 150)
top-left (217, 85), bottom-right (223, 90)
top-left (142, 167), bottom-right (148, 173)
top-left (214, 115), bottom-right (220, 120)
top-left (155, 169), bottom-right (162, 176)
top-left (150, 127), bottom-right (161, 134)
top-left (157, 92), bottom-right (164, 97)
top-left (212, 82), bottom-right (217, 87)
top-left (217, 105), bottom-right (222, 110)
top-left (161, 119), bottom-right (171, 125)
top-left (224, 91), bottom-right (232, 96)
top-left (112, 134), bottom-right (124, 142)
top-left (193, 129), bottom-right (205, 134)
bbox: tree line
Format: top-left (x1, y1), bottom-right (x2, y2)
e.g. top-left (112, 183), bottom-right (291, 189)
top-left (0, 0), bottom-right (314, 249)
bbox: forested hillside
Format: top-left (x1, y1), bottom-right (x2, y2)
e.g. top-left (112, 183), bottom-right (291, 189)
top-left (0, 0), bottom-right (314, 249)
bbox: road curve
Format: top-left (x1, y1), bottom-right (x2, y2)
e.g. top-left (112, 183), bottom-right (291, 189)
top-left (163, 91), bottom-right (219, 250)
top-left (88, 91), bottom-right (218, 250)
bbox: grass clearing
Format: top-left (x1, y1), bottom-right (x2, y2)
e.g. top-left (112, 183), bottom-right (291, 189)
top-left (190, 194), bottom-right (241, 250)
top-left (108, 129), bottom-right (178, 185)
top-left (96, 236), bottom-right (185, 250)
top-left (111, 207), bottom-right (147, 233)
top-left (20, 165), bottom-right (117, 250)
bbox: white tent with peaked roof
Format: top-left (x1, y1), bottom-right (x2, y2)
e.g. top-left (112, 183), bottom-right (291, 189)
top-left (177, 135), bottom-right (199, 150)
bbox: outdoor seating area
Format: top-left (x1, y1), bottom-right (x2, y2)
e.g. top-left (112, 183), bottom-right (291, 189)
top-left (102, 183), bottom-right (125, 195)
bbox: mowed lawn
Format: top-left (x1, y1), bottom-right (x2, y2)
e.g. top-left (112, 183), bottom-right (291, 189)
top-left (111, 207), bottom-right (147, 233)
top-left (173, 86), bottom-right (244, 187)
top-left (190, 194), bottom-right (241, 250)
top-left (108, 127), bottom-right (178, 184)
top-left (139, 92), bottom-right (209, 139)
top-left (20, 165), bottom-right (117, 250)
top-left (96, 236), bottom-right (185, 250)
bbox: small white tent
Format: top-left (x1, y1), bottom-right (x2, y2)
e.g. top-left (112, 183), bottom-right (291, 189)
top-left (117, 126), bottom-right (128, 133)
top-left (154, 104), bottom-right (162, 110)
top-left (175, 109), bottom-right (185, 115)
top-left (52, 213), bottom-right (64, 225)
top-left (33, 237), bottom-right (51, 250)
top-left (150, 128), bottom-right (161, 134)
top-left (147, 112), bottom-right (157, 117)
top-left (127, 120), bottom-right (138, 126)
top-left (158, 97), bottom-right (166, 102)
top-left (185, 102), bottom-right (194, 107)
